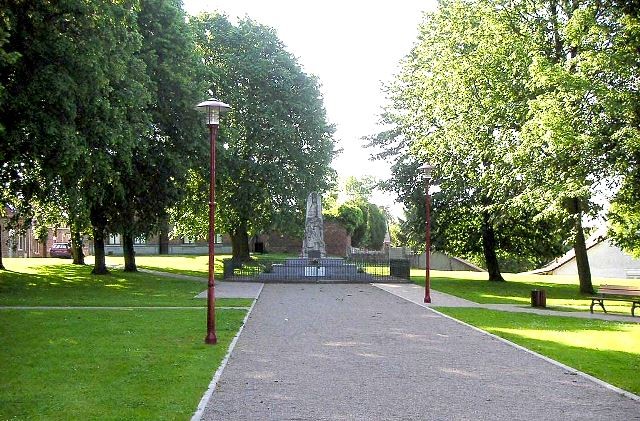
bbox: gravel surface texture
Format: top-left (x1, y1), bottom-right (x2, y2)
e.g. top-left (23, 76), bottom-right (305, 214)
top-left (200, 284), bottom-right (640, 420)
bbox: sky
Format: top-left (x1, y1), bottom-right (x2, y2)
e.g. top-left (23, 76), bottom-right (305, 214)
top-left (182, 0), bottom-right (438, 214)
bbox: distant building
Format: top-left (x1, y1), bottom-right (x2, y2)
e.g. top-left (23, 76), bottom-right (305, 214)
top-left (534, 234), bottom-right (640, 279)
top-left (253, 220), bottom-right (351, 257)
top-left (1, 210), bottom-right (71, 258)
top-left (390, 247), bottom-right (484, 272)
top-left (103, 232), bottom-right (232, 256)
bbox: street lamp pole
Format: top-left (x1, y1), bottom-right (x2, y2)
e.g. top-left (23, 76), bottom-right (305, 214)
top-left (196, 99), bottom-right (231, 345)
top-left (420, 163), bottom-right (434, 304)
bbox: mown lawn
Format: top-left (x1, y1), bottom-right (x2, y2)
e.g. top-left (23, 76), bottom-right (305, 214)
top-left (412, 269), bottom-right (639, 314)
top-left (0, 258), bottom-right (251, 307)
top-left (0, 308), bottom-right (246, 420)
top-left (436, 307), bottom-right (640, 395)
top-left (100, 253), bottom-right (297, 279)
top-left (0, 257), bottom-right (253, 419)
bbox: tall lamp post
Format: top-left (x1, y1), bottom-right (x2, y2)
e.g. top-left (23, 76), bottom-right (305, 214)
top-left (196, 98), bottom-right (231, 345)
top-left (419, 163), bottom-right (434, 304)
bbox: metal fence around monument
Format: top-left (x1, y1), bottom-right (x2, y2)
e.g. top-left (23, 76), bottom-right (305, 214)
top-left (222, 255), bottom-right (409, 283)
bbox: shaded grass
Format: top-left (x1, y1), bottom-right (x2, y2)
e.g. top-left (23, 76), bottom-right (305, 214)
top-left (0, 258), bottom-right (250, 307)
top-left (100, 253), bottom-right (298, 278)
top-left (437, 307), bottom-right (640, 395)
top-left (0, 308), bottom-right (246, 420)
top-left (411, 269), bottom-right (639, 314)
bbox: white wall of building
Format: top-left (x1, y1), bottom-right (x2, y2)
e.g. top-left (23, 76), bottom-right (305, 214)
top-left (552, 240), bottom-right (640, 279)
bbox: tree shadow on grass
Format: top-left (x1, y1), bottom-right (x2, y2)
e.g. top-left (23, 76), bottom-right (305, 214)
top-left (413, 274), bottom-right (589, 304)
top-left (0, 263), bottom-right (205, 307)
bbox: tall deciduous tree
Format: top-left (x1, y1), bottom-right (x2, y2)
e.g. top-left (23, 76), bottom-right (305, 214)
top-left (0, 0), bottom-right (151, 274)
top-left (116, 0), bottom-right (204, 272)
top-left (181, 14), bottom-right (336, 261)
top-left (370, 0), bottom-right (569, 279)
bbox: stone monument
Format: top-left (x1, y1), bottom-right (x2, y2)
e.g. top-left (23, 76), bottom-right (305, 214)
top-left (302, 192), bottom-right (326, 258)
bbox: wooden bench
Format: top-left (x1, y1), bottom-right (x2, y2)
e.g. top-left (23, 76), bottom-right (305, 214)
top-left (590, 285), bottom-right (640, 317)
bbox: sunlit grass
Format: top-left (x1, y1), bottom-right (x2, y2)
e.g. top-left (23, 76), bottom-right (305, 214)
top-left (437, 307), bottom-right (640, 394)
top-left (0, 308), bottom-right (247, 420)
top-left (93, 253), bottom-right (297, 278)
top-left (492, 327), bottom-right (638, 353)
top-left (410, 269), bottom-right (640, 314)
top-left (0, 258), bottom-right (251, 307)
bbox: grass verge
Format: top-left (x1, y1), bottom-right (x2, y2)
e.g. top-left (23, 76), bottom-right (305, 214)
top-left (0, 308), bottom-right (246, 420)
top-left (411, 269), bottom-right (639, 314)
top-left (436, 307), bottom-right (640, 395)
top-left (0, 258), bottom-right (251, 307)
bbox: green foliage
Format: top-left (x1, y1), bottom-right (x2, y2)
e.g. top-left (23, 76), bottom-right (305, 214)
top-left (179, 14), bottom-right (336, 259)
top-left (333, 202), bottom-right (365, 237)
top-left (0, 0), bottom-right (154, 273)
top-left (366, 202), bottom-right (387, 250)
top-left (608, 186), bottom-right (640, 258)
top-left (344, 175), bottom-right (377, 201)
top-left (371, 0), bottom-right (570, 276)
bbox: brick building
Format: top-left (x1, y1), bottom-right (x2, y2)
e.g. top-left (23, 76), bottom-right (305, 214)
top-left (254, 220), bottom-right (351, 257)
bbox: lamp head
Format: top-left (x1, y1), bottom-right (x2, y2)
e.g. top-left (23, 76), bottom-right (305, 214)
top-left (195, 98), bottom-right (231, 125)
top-left (419, 163), bottom-right (434, 180)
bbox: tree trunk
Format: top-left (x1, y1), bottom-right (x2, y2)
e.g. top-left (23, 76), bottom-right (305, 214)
top-left (90, 207), bottom-right (109, 275)
top-left (41, 235), bottom-right (48, 258)
top-left (482, 212), bottom-right (504, 282)
top-left (573, 213), bottom-right (594, 294)
top-left (70, 223), bottom-right (85, 265)
top-left (92, 226), bottom-right (109, 274)
top-left (122, 231), bottom-right (137, 272)
top-left (158, 218), bottom-right (169, 255)
top-left (230, 222), bottom-right (251, 262)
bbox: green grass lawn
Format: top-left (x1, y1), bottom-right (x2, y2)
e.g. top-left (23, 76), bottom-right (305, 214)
top-left (0, 308), bottom-right (246, 420)
top-left (98, 253), bottom-right (297, 278)
top-left (0, 258), bottom-right (251, 307)
top-left (0, 257), bottom-right (254, 419)
top-left (412, 269), bottom-right (639, 314)
top-left (436, 307), bottom-right (640, 395)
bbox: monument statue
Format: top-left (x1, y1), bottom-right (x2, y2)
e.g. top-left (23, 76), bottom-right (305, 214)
top-left (302, 192), bottom-right (326, 258)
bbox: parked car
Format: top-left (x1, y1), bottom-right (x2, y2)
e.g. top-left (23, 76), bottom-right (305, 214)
top-left (50, 242), bottom-right (72, 258)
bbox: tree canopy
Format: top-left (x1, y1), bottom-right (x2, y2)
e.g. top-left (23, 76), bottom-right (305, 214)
top-left (173, 13), bottom-right (337, 260)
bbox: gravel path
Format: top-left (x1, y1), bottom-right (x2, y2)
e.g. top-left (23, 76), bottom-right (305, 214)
top-left (199, 284), bottom-right (640, 420)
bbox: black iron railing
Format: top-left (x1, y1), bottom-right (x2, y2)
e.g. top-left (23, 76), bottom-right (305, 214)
top-left (223, 255), bottom-right (409, 283)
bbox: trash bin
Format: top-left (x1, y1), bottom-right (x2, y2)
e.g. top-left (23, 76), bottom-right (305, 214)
top-left (531, 289), bottom-right (546, 308)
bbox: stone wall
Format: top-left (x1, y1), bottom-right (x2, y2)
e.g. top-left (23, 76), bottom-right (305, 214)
top-left (257, 220), bottom-right (351, 257)
top-left (258, 232), bottom-right (303, 255)
top-left (324, 220), bottom-right (350, 257)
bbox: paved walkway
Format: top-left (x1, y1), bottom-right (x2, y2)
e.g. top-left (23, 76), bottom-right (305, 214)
top-left (198, 284), bottom-right (640, 420)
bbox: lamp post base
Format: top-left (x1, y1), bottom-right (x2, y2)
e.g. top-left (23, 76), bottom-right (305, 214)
top-left (205, 332), bottom-right (217, 345)
top-left (424, 296), bottom-right (431, 304)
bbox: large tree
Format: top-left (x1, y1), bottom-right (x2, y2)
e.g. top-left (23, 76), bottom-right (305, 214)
top-left (179, 14), bottom-right (336, 261)
top-left (116, 0), bottom-right (204, 272)
top-left (0, 0), bottom-right (151, 274)
top-left (370, 0), bottom-right (569, 279)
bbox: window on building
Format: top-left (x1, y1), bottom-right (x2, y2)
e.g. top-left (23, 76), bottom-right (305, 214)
top-left (18, 235), bottom-right (25, 251)
top-left (184, 234), bottom-right (222, 244)
top-left (134, 236), bottom-right (146, 245)
top-left (109, 234), bottom-right (121, 245)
